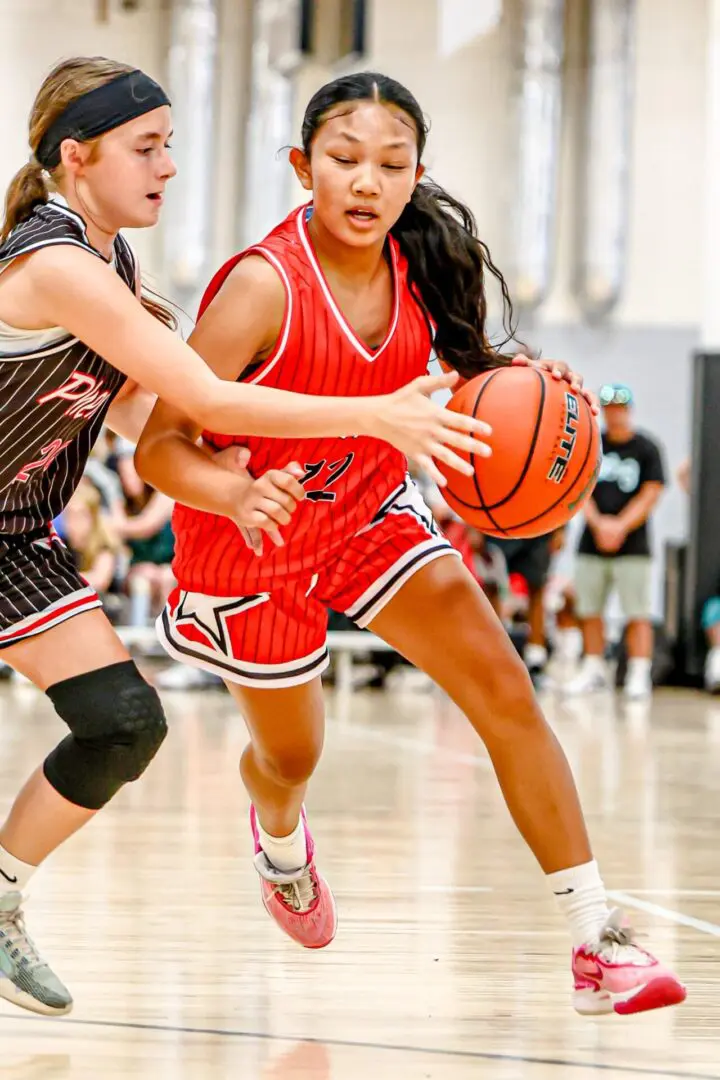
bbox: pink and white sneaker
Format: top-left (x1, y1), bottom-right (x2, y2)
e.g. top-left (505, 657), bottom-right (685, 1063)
top-left (250, 805), bottom-right (337, 949)
top-left (572, 909), bottom-right (687, 1015)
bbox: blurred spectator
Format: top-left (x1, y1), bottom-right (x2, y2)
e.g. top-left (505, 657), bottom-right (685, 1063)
top-left (700, 598), bottom-right (720, 693)
top-left (84, 439), bottom-right (128, 533)
top-left (60, 478), bottom-right (123, 598)
top-left (110, 438), bottom-right (175, 626)
top-left (677, 457), bottom-right (691, 496)
top-left (565, 383), bottom-right (665, 700)
top-left (676, 457), bottom-right (720, 693)
top-left (443, 520), bottom-right (509, 618)
top-left (492, 535), bottom-right (552, 683)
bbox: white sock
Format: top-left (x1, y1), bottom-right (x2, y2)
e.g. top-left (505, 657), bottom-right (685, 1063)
top-left (627, 657), bottom-right (651, 679)
top-left (256, 818), bottom-right (308, 872)
top-left (524, 643), bottom-right (548, 669)
top-left (582, 654), bottom-right (606, 676)
top-left (0, 844), bottom-right (36, 895)
top-left (547, 859), bottom-right (611, 948)
top-left (130, 578), bottom-right (151, 627)
top-left (557, 627), bottom-right (583, 661)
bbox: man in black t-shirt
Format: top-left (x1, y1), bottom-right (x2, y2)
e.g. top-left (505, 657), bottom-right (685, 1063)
top-left (565, 383), bottom-right (665, 699)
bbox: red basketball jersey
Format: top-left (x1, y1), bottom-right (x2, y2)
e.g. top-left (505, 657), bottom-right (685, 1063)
top-left (172, 203), bottom-right (434, 595)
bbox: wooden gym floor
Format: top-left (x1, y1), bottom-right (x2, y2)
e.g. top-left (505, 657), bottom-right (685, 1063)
top-left (0, 672), bottom-right (718, 1079)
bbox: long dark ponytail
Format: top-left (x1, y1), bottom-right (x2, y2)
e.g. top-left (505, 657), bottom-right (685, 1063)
top-left (300, 72), bottom-right (518, 378)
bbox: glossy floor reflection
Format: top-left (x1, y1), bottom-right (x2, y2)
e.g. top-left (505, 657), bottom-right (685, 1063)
top-left (0, 675), bottom-right (719, 1078)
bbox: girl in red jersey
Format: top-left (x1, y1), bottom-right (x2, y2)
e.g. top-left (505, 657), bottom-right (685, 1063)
top-left (137, 74), bottom-right (684, 1016)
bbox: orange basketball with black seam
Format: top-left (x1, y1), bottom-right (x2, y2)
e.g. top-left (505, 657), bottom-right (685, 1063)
top-left (436, 366), bottom-right (601, 538)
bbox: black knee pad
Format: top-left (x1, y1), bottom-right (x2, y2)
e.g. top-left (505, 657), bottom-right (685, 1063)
top-left (43, 660), bottom-right (168, 810)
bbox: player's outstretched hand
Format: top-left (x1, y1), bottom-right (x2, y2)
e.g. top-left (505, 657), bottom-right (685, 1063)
top-left (375, 371), bottom-right (492, 488)
top-left (213, 446), bottom-right (305, 555)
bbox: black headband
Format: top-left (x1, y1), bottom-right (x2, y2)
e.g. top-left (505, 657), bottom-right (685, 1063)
top-left (36, 70), bottom-right (171, 169)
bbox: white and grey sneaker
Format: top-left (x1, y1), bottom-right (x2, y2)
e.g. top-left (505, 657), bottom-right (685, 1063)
top-left (563, 659), bottom-right (611, 696)
top-left (623, 666), bottom-right (653, 701)
top-left (705, 647), bottom-right (720, 694)
top-left (0, 892), bottom-right (72, 1016)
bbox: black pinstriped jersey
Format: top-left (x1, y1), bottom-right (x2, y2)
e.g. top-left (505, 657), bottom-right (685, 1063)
top-left (0, 199), bottom-right (136, 534)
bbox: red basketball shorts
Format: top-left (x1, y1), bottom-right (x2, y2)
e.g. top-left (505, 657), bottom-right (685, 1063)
top-left (157, 478), bottom-right (459, 689)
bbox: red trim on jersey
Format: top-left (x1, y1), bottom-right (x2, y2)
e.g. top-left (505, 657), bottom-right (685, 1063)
top-left (295, 205), bottom-right (401, 363)
top-left (197, 252), bottom-right (244, 320)
top-left (196, 242), bottom-right (294, 387)
top-left (243, 247), bottom-right (294, 385)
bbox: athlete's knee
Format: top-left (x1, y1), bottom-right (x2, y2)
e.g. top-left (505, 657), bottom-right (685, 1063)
top-left (454, 633), bottom-right (543, 739)
top-left (43, 660), bottom-right (168, 810)
top-left (253, 739), bottom-right (323, 788)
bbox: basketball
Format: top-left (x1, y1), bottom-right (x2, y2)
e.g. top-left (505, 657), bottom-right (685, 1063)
top-left (436, 366), bottom-right (601, 538)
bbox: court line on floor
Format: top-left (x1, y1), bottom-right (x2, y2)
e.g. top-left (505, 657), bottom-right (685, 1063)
top-left (614, 890), bottom-right (720, 899)
top-left (1, 1015), bottom-right (717, 1079)
top-left (607, 891), bottom-right (720, 938)
top-left (333, 720), bottom-right (492, 768)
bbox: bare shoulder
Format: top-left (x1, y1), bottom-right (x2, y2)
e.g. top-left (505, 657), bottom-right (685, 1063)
top-left (191, 254), bottom-right (287, 369)
top-left (206, 253), bottom-right (286, 319)
top-left (23, 242), bottom-right (118, 296)
top-left (24, 241), bottom-right (106, 274)
top-left (1, 242), bottom-right (126, 329)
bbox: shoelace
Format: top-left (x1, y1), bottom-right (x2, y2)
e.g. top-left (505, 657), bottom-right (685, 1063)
top-left (596, 908), bottom-right (651, 966)
top-left (0, 905), bottom-right (44, 970)
top-left (272, 868), bottom-right (318, 913)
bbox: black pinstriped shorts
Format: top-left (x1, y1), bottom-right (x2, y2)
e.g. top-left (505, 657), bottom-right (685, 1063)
top-left (0, 528), bottom-right (101, 649)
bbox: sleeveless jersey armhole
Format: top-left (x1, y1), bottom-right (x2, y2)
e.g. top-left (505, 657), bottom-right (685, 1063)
top-left (197, 245), bottom-right (293, 386)
top-left (231, 246), bottom-right (294, 387)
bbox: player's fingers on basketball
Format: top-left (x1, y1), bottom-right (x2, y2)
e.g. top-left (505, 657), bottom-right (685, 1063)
top-left (436, 425), bottom-right (492, 458)
top-left (413, 371), bottom-right (459, 394)
top-left (583, 388), bottom-right (600, 414)
top-left (429, 443), bottom-right (475, 477)
top-left (414, 454), bottom-right (449, 487)
top-left (436, 406), bottom-right (492, 440)
top-left (521, 356), bottom-right (567, 380)
top-left (514, 354), bottom-right (572, 383)
top-left (551, 365), bottom-right (601, 414)
top-left (546, 358), bottom-right (584, 388)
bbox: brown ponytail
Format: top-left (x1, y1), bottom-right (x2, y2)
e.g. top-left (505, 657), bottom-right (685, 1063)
top-left (1, 160), bottom-right (48, 242)
top-left (141, 289), bottom-right (180, 334)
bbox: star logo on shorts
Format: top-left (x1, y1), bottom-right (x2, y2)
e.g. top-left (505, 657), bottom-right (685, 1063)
top-left (174, 591), bottom-right (269, 654)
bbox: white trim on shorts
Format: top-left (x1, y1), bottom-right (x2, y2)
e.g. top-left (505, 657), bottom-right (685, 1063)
top-left (345, 538), bottom-right (460, 628)
top-left (0, 586), bottom-right (101, 648)
top-left (156, 598), bottom-right (330, 690)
